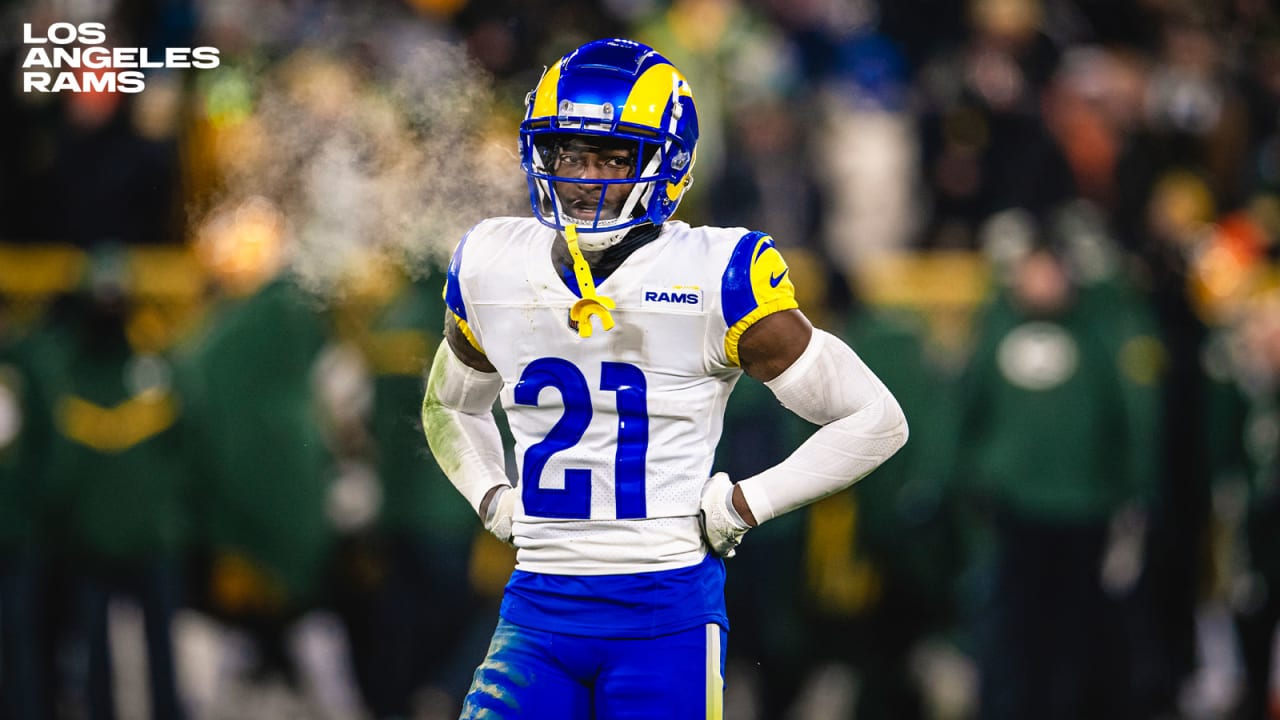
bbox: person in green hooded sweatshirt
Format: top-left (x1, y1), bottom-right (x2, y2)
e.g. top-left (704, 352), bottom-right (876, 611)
top-left (955, 227), bottom-right (1161, 720)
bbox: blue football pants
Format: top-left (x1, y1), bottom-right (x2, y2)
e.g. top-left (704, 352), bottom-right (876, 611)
top-left (460, 617), bottom-right (727, 719)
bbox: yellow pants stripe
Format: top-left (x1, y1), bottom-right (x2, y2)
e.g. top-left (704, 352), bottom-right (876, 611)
top-left (705, 623), bottom-right (723, 719)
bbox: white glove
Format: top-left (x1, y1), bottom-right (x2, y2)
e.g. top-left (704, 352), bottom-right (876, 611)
top-left (700, 472), bottom-right (751, 557)
top-left (482, 485), bottom-right (517, 546)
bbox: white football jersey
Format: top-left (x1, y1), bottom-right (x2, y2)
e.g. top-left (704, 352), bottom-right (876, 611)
top-left (444, 217), bottom-right (798, 575)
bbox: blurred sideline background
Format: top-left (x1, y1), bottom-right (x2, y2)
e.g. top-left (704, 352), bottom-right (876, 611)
top-left (1, 0), bottom-right (1280, 718)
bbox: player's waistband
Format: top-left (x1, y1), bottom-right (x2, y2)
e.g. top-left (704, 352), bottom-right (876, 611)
top-left (511, 515), bottom-right (706, 575)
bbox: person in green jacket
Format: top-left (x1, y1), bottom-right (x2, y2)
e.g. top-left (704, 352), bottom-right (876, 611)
top-left (182, 267), bottom-right (335, 687)
top-left (955, 229), bottom-right (1161, 720)
top-left (39, 249), bottom-right (190, 720)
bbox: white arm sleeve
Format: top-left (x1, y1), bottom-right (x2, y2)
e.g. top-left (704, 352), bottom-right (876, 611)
top-left (735, 329), bottom-right (909, 524)
top-left (421, 340), bottom-right (510, 517)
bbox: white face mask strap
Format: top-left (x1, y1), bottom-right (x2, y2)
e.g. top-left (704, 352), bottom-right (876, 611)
top-left (654, 76), bottom-right (687, 212)
top-left (530, 148), bottom-right (563, 226)
top-left (668, 75), bottom-right (684, 134)
top-left (616, 144), bottom-right (662, 222)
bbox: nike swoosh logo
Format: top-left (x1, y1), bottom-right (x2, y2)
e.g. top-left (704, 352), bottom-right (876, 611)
top-left (769, 269), bottom-right (789, 287)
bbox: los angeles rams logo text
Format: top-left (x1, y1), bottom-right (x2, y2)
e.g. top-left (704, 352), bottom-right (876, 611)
top-left (641, 285), bottom-right (703, 311)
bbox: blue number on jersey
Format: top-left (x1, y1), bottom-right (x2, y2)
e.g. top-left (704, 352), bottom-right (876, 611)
top-left (601, 362), bottom-right (647, 519)
top-left (514, 358), bottom-right (593, 519)
top-left (515, 359), bottom-right (650, 519)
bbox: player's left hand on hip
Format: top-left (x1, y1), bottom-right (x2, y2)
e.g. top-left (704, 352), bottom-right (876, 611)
top-left (699, 472), bottom-right (750, 557)
top-left (483, 484), bottom-right (517, 547)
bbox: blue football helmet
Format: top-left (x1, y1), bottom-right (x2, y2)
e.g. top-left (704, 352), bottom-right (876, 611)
top-left (520, 38), bottom-right (699, 249)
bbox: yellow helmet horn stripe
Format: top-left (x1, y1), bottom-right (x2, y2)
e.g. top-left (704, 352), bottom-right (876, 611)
top-left (529, 60), bottom-right (565, 120)
top-left (619, 63), bottom-right (691, 130)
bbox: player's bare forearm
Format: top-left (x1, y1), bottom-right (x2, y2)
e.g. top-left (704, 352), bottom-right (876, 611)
top-left (738, 309), bottom-right (813, 382)
top-left (731, 486), bottom-right (757, 527)
top-left (479, 483), bottom-right (506, 521)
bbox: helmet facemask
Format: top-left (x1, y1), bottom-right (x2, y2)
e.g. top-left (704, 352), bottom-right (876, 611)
top-left (527, 132), bottom-right (664, 250)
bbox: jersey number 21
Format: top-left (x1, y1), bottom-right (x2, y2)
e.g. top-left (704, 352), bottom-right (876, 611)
top-left (515, 358), bottom-right (648, 520)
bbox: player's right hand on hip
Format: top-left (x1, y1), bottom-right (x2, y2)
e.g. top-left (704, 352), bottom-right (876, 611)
top-left (699, 472), bottom-right (750, 557)
top-left (482, 484), bottom-right (517, 547)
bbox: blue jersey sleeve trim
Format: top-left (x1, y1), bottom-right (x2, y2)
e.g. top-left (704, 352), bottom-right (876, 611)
top-left (444, 229), bottom-right (473, 322)
top-left (720, 231), bottom-right (772, 327)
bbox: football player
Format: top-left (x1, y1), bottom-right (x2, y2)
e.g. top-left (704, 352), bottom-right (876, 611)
top-left (422, 38), bottom-right (908, 719)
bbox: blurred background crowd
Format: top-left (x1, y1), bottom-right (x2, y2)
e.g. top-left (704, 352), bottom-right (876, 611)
top-left (1, 0), bottom-right (1279, 718)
